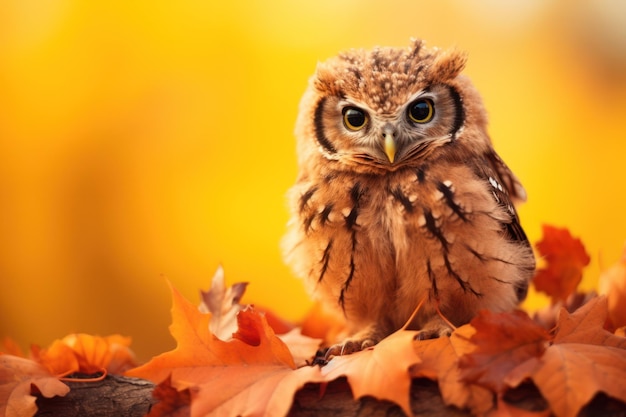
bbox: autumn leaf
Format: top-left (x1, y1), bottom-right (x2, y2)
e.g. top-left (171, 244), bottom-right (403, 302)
top-left (533, 225), bottom-right (590, 302)
top-left (530, 343), bottom-right (626, 417)
top-left (126, 282), bottom-right (325, 417)
top-left (32, 333), bottom-right (136, 379)
top-left (31, 341), bottom-right (79, 378)
top-left (599, 246), bottom-right (626, 328)
top-left (199, 266), bottom-right (249, 340)
top-left (277, 328), bottom-right (322, 367)
top-left (553, 296), bottom-right (626, 348)
top-left (0, 355), bottom-right (70, 417)
top-left (458, 310), bottom-right (551, 393)
top-left (146, 376), bottom-right (191, 417)
top-left (506, 296), bottom-right (626, 417)
top-left (321, 329), bottom-right (420, 417)
top-left (411, 327), bottom-right (493, 416)
top-left (532, 291), bottom-right (596, 331)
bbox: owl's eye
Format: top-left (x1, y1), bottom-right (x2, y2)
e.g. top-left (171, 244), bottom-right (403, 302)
top-left (342, 107), bottom-right (369, 131)
top-left (408, 99), bottom-right (435, 124)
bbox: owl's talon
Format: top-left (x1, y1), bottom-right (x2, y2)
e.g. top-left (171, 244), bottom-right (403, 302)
top-left (324, 337), bottom-right (377, 361)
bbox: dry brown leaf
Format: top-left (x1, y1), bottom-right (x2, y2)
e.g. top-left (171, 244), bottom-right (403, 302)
top-left (0, 355), bottom-right (70, 417)
top-left (199, 266), bottom-right (249, 340)
top-left (321, 329), bottom-right (420, 417)
top-left (533, 225), bottom-right (590, 302)
top-left (458, 310), bottom-right (551, 393)
top-left (599, 246), bottom-right (626, 328)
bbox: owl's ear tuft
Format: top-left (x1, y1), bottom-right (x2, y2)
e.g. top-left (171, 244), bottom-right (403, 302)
top-left (313, 61), bottom-right (344, 96)
top-left (429, 48), bottom-right (467, 83)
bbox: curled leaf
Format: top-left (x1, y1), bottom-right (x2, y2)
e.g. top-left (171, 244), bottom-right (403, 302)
top-left (199, 266), bottom-right (249, 341)
top-left (0, 355), bottom-right (70, 417)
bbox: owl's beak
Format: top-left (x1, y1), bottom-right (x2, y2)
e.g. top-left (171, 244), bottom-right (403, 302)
top-left (384, 131), bottom-right (396, 163)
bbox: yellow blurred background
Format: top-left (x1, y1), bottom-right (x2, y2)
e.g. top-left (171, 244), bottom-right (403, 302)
top-left (1, 0), bottom-right (625, 361)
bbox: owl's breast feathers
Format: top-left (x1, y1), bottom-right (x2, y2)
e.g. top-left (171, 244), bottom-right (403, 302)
top-left (284, 154), bottom-right (535, 331)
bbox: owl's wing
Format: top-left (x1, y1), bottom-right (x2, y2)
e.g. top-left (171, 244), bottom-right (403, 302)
top-left (479, 151), bottom-right (530, 246)
top-left (477, 151), bottom-right (534, 300)
top-left (485, 151), bottom-right (527, 204)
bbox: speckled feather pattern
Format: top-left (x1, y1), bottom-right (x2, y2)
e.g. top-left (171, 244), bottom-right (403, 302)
top-left (283, 39), bottom-right (535, 353)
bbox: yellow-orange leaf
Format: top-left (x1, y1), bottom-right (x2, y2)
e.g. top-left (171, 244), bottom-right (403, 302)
top-left (127, 285), bottom-right (292, 382)
top-left (533, 225), bottom-right (590, 302)
top-left (0, 355), bottom-right (70, 417)
top-left (321, 329), bottom-right (420, 417)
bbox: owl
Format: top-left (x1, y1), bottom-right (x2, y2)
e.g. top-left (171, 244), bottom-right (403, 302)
top-left (282, 39), bottom-right (535, 356)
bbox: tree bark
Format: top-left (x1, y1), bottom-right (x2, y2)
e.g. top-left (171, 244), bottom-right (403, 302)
top-left (35, 375), bottom-right (157, 417)
top-left (34, 375), bottom-right (626, 416)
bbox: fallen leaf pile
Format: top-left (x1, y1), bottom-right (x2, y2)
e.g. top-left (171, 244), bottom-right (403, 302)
top-left (2, 225), bottom-right (626, 417)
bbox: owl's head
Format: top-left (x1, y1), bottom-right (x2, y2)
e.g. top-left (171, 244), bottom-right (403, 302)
top-left (296, 39), bottom-right (491, 173)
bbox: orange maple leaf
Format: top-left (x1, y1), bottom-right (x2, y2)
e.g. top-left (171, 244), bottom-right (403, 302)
top-left (533, 225), bottom-right (590, 302)
top-left (458, 310), bottom-right (551, 393)
top-left (411, 326), bottom-right (494, 416)
top-left (505, 296), bottom-right (626, 417)
top-left (553, 296), bottom-right (626, 348)
top-left (321, 329), bottom-right (420, 417)
top-left (126, 282), bottom-right (324, 417)
top-left (531, 343), bottom-right (626, 417)
top-left (0, 355), bottom-right (70, 417)
top-left (599, 246), bottom-right (626, 329)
